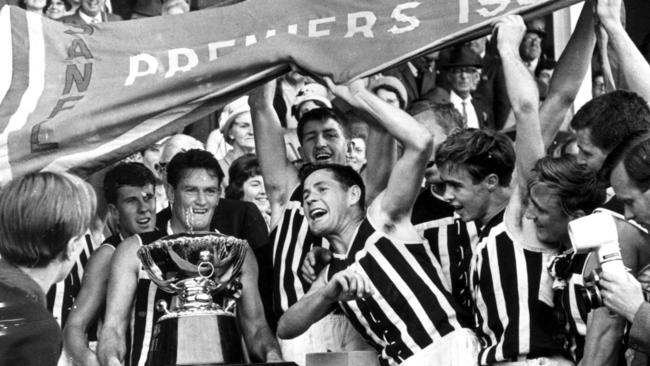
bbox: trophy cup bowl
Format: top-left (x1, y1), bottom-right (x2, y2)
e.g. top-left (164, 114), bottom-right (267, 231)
top-left (137, 232), bottom-right (248, 366)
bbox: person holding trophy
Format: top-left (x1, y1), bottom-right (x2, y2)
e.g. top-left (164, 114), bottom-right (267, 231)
top-left (98, 149), bottom-right (282, 366)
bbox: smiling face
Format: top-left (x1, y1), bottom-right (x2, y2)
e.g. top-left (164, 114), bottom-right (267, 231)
top-left (611, 163), bottom-right (650, 231)
top-left (168, 168), bottom-right (220, 232)
top-left (575, 128), bottom-right (608, 172)
top-left (242, 175), bottom-right (269, 215)
top-left (45, 0), bottom-right (67, 18)
top-left (439, 164), bottom-right (491, 223)
top-left (302, 169), bottom-right (356, 236)
top-left (110, 184), bottom-right (156, 237)
top-left (301, 118), bottom-right (347, 165)
top-left (524, 183), bottom-right (572, 244)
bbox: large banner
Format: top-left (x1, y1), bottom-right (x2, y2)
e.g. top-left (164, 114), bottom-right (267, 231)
top-left (0, 0), bottom-right (579, 183)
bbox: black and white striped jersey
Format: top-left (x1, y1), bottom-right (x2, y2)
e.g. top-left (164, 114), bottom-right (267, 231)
top-left (471, 210), bottom-right (569, 365)
top-left (328, 217), bottom-right (471, 366)
top-left (271, 185), bottom-right (327, 317)
top-left (46, 233), bottom-right (97, 328)
top-left (411, 187), bottom-right (478, 313)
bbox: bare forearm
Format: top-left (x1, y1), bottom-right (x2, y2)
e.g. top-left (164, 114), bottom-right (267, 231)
top-left (250, 99), bottom-right (297, 204)
top-left (277, 290), bottom-right (335, 339)
top-left (352, 88), bottom-right (431, 154)
top-left (606, 24), bottom-right (650, 101)
top-left (579, 308), bottom-right (624, 366)
top-left (64, 324), bottom-right (99, 366)
top-left (364, 125), bottom-right (396, 206)
top-left (542, 2), bottom-right (596, 146)
top-left (97, 328), bottom-right (126, 366)
top-left (245, 326), bottom-right (283, 361)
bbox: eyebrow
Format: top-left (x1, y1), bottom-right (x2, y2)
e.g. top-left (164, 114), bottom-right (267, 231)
top-left (529, 194), bottom-right (546, 213)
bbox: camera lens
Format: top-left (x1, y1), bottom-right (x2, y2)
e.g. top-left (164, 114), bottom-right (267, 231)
top-left (579, 285), bottom-right (603, 312)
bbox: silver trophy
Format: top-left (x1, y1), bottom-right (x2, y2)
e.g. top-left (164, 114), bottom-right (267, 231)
top-left (137, 232), bottom-right (248, 366)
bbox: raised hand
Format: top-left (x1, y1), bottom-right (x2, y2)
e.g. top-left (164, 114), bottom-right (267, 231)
top-left (248, 79), bottom-right (277, 108)
top-left (493, 15), bottom-right (526, 56)
top-left (596, 0), bottom-right (623, 30)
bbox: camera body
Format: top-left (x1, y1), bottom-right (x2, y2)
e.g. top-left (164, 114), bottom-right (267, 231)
top-left (568, 211), bottom-right (626, 310)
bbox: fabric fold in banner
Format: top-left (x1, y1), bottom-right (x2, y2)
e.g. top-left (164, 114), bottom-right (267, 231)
top-left (0, 0), bottom-right (580, 183)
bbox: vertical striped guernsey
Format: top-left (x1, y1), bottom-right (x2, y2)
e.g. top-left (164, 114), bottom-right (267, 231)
top-left (411, 188), bottom-right (478, 313)
top-left (471, 210), bottom-right (569, 365)
top-left (327, 217), bottom-right (471, 366)
top-left (271, 185), bottom-right (327, 317)
top-left (46, 233), bottom-right (96, 328)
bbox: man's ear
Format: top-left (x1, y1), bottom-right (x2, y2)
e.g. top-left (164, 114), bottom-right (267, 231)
top-left (64, 233), bottom-right (85, 262)
top-left (484, 173), bottom-right (499, 192)
top-left (347, 185), bottom-right (362, 207)
top-left (107, 203), bottom-right (119, 222)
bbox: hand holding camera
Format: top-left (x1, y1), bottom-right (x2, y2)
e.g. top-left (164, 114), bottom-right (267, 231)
top-left (598, 270), bottom-right (645, 322)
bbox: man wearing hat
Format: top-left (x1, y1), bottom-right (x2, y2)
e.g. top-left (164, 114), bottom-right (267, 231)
top-left (368, 76), bottom-right (409, 110)
top-left (291, 83), bottom-right (333, 120)
top-left (520, 18), bottom-right (551, 75)
top-left (424, 47), bottom-right (494, 130)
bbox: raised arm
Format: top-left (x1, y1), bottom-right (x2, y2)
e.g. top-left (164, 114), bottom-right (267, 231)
top-left (597, 0), bottom-right (650, 100)
top-left (326, 78), bottom-right (432, 222)
top-left (63, 246), bottom-right (114, 366)
top-left (97, 238), bottom-right (140, 366)
top-left (495, 16), bottom-right (544, 191)
top-left (248, 81), bottom-right (299, 224)
top-left (541, 1), bottom-right (596, 146)
top-left (237, 249), bottom-right (283, 362)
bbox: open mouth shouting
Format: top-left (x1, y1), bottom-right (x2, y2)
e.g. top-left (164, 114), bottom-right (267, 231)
top-left (309, 207), bottom-right (328, 222)
top-left (313, 148), bottom-right (333, 163)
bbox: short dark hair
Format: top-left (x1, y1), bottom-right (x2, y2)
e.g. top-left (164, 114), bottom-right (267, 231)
top-left (570, 90), bottom-right (650, 152)
top-left (0, 172), bottom-right (97, 268)
top-left (299, 163), bottom-right (365, 209)
top-left (166, 149), bottom-right (224, 188)
top-left (436, 128), bottom-right (515, 186)
top-left (601, 130), bottom-right (650, 191)
top-left (225, 154), bottom-right (262, 200)
top-left (104, 162), bottom-right (156, 205)
top-left (296, 107), bottom-right (346, 144)
top-left (528, 156), bottom-right (605, 215)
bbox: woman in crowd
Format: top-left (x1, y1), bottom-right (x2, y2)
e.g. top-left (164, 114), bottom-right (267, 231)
top-left (225, 154), bottom-right (271, 228)
top-left (45, 0), bottom-right (70, 19)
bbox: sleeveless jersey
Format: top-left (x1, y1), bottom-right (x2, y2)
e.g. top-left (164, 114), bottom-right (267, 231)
top-left (327, 218), bottom-right (469, 366)
top-left (411, 187), bottom-right (478, 313)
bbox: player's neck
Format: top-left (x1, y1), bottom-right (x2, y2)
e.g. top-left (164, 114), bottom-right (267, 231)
top-left (326, 211), bottom-right (364, 255)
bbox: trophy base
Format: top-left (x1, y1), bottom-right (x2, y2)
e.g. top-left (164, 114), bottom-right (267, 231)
top-left (146, 311), bottom-right (244, 366)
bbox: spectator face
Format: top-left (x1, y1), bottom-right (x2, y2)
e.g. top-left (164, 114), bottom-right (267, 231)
top-left (610, 163), bottom-right (650, 231)
top-left (439, 164), bottom-right (491, 222)
top-left (228, 113), bottom-right (255, 151)
top-left (142, 143), bottom-right (164, 180)
top-left (25, 0), bottom-right (46, 11)
top-left (169, 168), bottom-right (220, 232)
top-left (45, 0), bottom-right (66, 18)
top-left (524, 184), bottom-right (571, 244)
top-left (242, 175), bottom-right (269, 215)
top-left (80, 0), bottom-right (104, 17)
top-left (448, 67), bottom-right (478, 97)
top-left (111, 184), bottom-right (156, 237)
top-left (520, 32), bottom-right (542, 62)
top-left (592, 75), bottom-right (606, 98)
top-left (575, 128), bottom-right (608, 172)
top-left (302, 169), bottom-right (353, 236)
top-left (346, 138), bottom-right (367, 173)
top-left (375, 88), bottom-right (401, 109)
top-left (301, 118), bottom-right (347, 165)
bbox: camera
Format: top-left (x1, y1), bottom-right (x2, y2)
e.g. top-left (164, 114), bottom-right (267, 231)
top-left (568, 212), bottom-right (626, 311)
